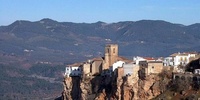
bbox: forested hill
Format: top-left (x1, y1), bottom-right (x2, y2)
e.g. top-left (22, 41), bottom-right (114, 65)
top-left (0, 18), bottom-right (200, 63)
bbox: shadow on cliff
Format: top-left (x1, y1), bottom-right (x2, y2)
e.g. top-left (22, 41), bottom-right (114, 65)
top-left (71, 76), bottom-right (82, 100)
top-left (90, 69), bottom-right (115, 99)
top-left (60, 68), bottom-right (129, 100)
top-left (90, 68), bottom-right (132, 99)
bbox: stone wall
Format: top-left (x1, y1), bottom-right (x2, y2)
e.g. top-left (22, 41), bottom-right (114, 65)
top-left (83, 63), bottom-right (90, 75)
top-left (91, 61), bottom-right (102, 75)
top-left (147, 62), bottom-right (163, 75)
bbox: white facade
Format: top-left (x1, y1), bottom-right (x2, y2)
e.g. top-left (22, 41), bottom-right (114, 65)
top-left (163, 57), bottom-right (174, 66)
top-left (173, 53), bottom-right (197, 66)
top-left (112, 61), bottom-right (125, 71)
top-left (164, 52), bottom-right (197, 67)
top-left (123, 63), bottom-right (135, 76)
top-left (133, 56), bottom-right (146, 65)
top-left (64, 66), bottom-right (82, 77)
top-left (174, 55), bottom-right (188, 66)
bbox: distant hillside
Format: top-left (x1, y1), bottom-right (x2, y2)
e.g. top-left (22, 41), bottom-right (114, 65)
top-left (0, 64), bottom-right (64, 99)
top-left (0, 18), bottom-right (200, 63)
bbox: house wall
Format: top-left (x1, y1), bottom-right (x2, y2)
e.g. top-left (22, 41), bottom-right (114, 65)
top-left (163, 66), bottom-right (172, 71)
top-left (123, 63), bottom-right (140, 77)
top-left (139, 61), bottom-right (163, 76)
top-left (174, 55), bottom-right (188, 66)
top-left (164, 57), bottom-right (174, 66)
top-left (83, 63), bottom-right (91, 75)
top-left (91, 60), bottom-right (102, 75)
top-left (133, 56), bottom-right (146, 65)
top-left (139, 61), bottom-right (148, 77)
top-left (112, 61), bottom-right (125, 71)
top-left (188, 54), bottom-right (198, 62)
top-left (147, 62), bottom-right (163, 75)
top-left (70, 66), bottom-right (82, 76)
top-left (139, 61), bottom-right (148, 68)
top-left (65, 66), bottom-right (82, 77)
top-left (64, 66), bottom-right (71, 77)
top-left (117, 67), bottom-right (124, 79)
top-left (132, 65), bottom-right (140, 77)
top-left (164, 53), bottom-right (198, 67)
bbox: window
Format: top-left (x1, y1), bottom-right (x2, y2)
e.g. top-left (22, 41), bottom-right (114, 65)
top-left (113, 48), bottom-right (115, 53)
top-left (180, 57), bottom-right (183, 62)
top-left (107, 48), bottom-right (109, 53)
top-left (152, 66), bottom-right (154, 69)
top-left (184, 57), bottom-right (187, 62)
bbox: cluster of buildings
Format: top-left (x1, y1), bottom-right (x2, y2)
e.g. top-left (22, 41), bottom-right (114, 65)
top-left (64, 44), bottom-right (200, 78)
top-left (163, 52), bottom-right (197, 67)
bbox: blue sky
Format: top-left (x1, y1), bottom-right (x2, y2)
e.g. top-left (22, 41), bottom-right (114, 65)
top-left (1, 0), bottom-right (200, 26)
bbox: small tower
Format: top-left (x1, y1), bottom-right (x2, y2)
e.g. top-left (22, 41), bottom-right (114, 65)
top-left (104, 44), bottom-right (118, 69)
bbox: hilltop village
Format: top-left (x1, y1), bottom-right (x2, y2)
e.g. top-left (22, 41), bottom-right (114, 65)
top-left (61, 44), bottom-right (200, 100)
top-left (64, 44), bottom-right (199, 77)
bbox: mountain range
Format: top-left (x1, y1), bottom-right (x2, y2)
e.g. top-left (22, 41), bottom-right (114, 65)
top-left (1, 18), bottom-right (200, 64)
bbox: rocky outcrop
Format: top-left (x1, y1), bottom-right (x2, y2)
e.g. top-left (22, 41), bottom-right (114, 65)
top-left (62, 77), bottom-right (72, 100)
top-left (137, 75), bottom-right (161, 99)
top-left (61, 72), bottom-right (171, 100)
top-left (62, 76), bottom-right (102, 100)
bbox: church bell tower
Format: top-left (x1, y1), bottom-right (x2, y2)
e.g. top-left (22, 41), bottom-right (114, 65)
top-left (104, 44), bottom-right (118, 69)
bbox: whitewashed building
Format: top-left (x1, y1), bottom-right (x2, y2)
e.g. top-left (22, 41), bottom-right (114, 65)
top-left (64, 63), bottom-right (82, 77)
top-left (164, 52), bottom-right (198, 67)
top-left (123, 63), bottom-right (139, 76)
top-left (172, 53), bottom-right (189, 66)
top-left (133, 56), bottom-right (146, 65)
top-left (111, 61), bottom-right (125, 71)
top-left (163, 57), bottom-right (174, 66)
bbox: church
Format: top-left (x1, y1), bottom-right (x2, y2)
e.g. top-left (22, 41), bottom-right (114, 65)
top-left (64, 44), bottom-right (130, 77)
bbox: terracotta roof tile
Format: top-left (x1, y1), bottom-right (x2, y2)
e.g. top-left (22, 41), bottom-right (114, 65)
top-left (143, 57), bottom-right (155, 60)
top-left (117, 56), bottom-right (132, 63)
top-left (68, 62), bottom-right (83, 67)
top-left (92, 57), bottom-right (104, 61)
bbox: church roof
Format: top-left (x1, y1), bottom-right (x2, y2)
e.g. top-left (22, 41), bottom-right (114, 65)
top-left (117, 56), bottom-right (132, 63)
top-left (92, 57), bottom-right (104, 61)
top-left (68, 62), bottom-right (83, 67)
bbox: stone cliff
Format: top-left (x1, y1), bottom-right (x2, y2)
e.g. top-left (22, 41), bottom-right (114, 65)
top-left (61, 71), bottom-right (171, 100)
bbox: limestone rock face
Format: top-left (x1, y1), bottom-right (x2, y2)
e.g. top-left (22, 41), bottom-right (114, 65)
top-left (62, 76), bottom-right (102, 100)
top-left (62, 77), bottom-right (72, 100)
top-left (61, 73), bottom-right (169, 100)
top-left (137, 75), bottom-right (164, 100)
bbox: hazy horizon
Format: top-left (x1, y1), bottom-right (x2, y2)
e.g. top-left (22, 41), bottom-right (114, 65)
top-left (1, 0), bottom-right (200, 26)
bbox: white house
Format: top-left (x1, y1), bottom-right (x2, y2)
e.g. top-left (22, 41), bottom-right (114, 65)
top-left (172, 53), bottom-right (189, 66)
top-left (164, 52), bottom-right (198, 67)
top-left (123, 63), bottom-right (139, 76)
top-left (163, 57), bottom-right (174, 66)
top-left (133, 56), bottom-right (161, 65)
top-left (64, 63), bottom-right (82, 77)
top-left (107, 61), bottom-right (125, 76)
top-left (112, 60), bottom-right (140, 77)
top-left (112, 61), bottom-right (125, 71)
top-left (171, 52), bottom-right (197, 66)
top-left (133, 56), bottom-right (146, 65)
